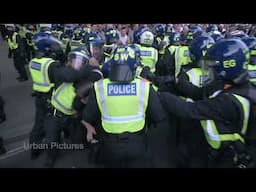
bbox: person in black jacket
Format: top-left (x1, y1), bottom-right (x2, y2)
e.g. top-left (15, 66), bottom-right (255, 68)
top-left (159, 39), bottom-right (256, 168)
top-left (28, 33), bottom-right (100, 160)
top-left (6, 24), bottom-right (28, 81)
top-left (81, 45), bottom-right (172, 168)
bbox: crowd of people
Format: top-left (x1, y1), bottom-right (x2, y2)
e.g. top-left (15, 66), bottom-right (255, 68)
top-left (0, 23), bottom-right (256, 168)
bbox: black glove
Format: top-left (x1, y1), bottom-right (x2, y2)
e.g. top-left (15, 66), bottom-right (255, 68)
top-left (204, 80), bottom-right (224, 97)
top-left (139, 66), bottom-right (151, 79)
top-left (80, 64), bottom-right (100, 79)
top-left (234, 152), bottom-right (254, 168)
top-left (163, 75), bottom-right (175, 84)
top-left (146, 72), bottom-right (156, 82)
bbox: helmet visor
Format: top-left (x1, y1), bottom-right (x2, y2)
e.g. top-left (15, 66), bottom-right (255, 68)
top-left (90, 43), bottom-right (104, 61)
top-left (202, 58), bottom-right (221, 85)
top-left (68, 52), bottom-right (89, 70)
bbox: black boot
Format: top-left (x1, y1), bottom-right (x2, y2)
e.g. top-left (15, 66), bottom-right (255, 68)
top-left (44, 149), bottom-right (58, 168)
top-left (18, 77), bottom-right (28, 82)
top-left (31, 149), bottom-right (43, 160)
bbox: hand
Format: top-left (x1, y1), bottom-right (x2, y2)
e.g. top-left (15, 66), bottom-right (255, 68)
top-left (139, 66), bottom-right (151, 79)
top-left (89, 57), bottom-right (99, 67)
top-left (81, 120), bottom-right (97, 143)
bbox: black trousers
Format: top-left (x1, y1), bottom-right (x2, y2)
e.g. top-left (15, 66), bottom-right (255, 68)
top-left (29, 96), bottom-right (49, 146)
top-left (177, 119), bottom-right (208, 168)
top-left (25, 44), bottom-right (35, 62)
top-left (147, 120), bottom-right (176, 168)
top-left (44, 113), bottom-right (75, 160)
top-left (102, 132), bottom-right (151, 168)
top-left (13, 52), bottom-right (28, 79)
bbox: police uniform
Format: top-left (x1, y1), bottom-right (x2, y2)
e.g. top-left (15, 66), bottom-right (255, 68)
top-left (65, 38), bottom-right (84, 56)
top-left (248, 64), bottom-right (256, 85)
top-left (7, 30), bottom-right (28, 81)
top-left (43, 81), bottom-right (77, 166)
top-left (168, 44), bottom-right (180, 56)
top-left (173, 67), bottom-right (212, 167)
top-left (17, 25), bottom-right (27, 58)
top-left (174, 45), bottom-right (192, 77)
top-left (51, 29), bottom-right (63, 40)
top-left (82, 77), bottom-right (170, 168)
top-left (25, 29), bottom-right (36, 61)
top-left (137, 44), bottom-right (158, 74)
top-left (43, 69), bottom-right (102, 167)
top-left (160, 81), bottom-right (256, 168)
top-left (28, 56), bottom-right (98, 159)
top-left (59, 34), bottom-right (71, 58)
top-left (155, 46), bottom-right (175, 77)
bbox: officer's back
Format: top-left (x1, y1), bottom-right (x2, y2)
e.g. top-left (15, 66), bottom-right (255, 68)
top-left (82, 45), bottom-right (171, 168)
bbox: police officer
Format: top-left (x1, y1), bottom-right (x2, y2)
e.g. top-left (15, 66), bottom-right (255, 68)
top-left (72, 47), bottom-right (104, 165)
top-left (153, 24), bottom-right (168, 51)
top-left (16, 24), bottom-right (27, 61)
top-left (172, 35), bottom-right (216, 167)
top-left (25, 24), bottom-right (36, 61)
top-left (206, 24), bottom-right (219, 35)
top-left (39, 24), bottom-right (52, 33)
top-left (175, 26), bottom-right (203, 76)
top-left (153, 24), bottom-right (173, 78)
top-left (103, 28), bottom-right (120, 63)
top-left (154, 31), bottom-right (181, 82)
top-left (43, 47), bottom-right (102, 167)
top-left (87, 34), bottom-right (105, 68)
top-left (59, 26), bottom-right (73, 60)
top-left (154, 32), bottom-right (177, 81)
top-left (65, 26), bottom-right (85, 55)
top-left (159, 38), bottom-right (256, 168)
top-left (168, 32), bottom-right (181, 56)
top-left (241, 37), bottom-right (256, 85)
top-left (175, 35), bottom-right (216, 100)
top-left (6, 24), bottom-right (28, 81)
top-left (50, 24), bottom-right (63, 40)
top-left (81, 45), bottom-right (170, 168)
top-left (137, 30), bottom-right (158, 74)
top-left (29, 33), bottom-right (99, 160)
